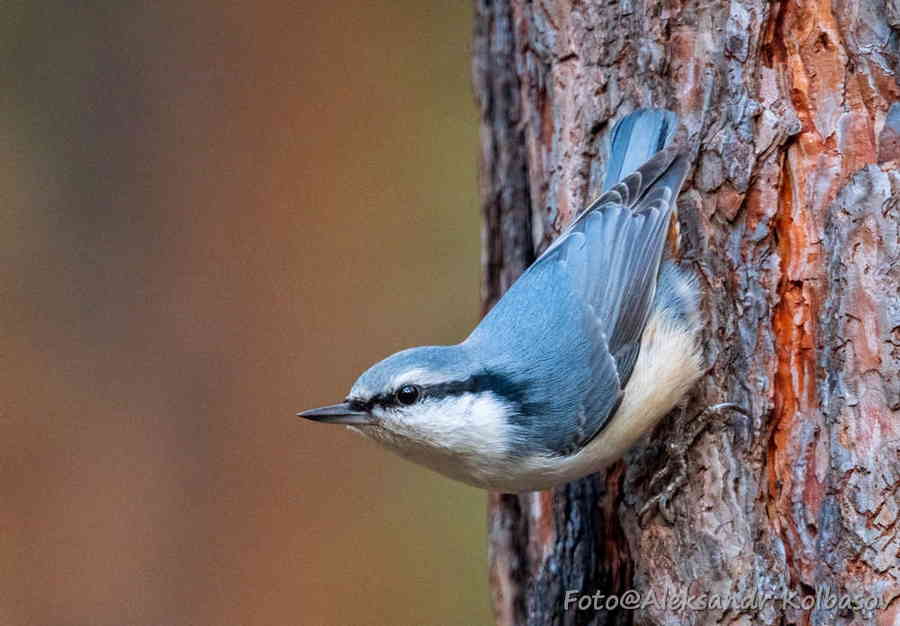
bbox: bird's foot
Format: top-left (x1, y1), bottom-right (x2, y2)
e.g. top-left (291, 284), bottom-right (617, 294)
top-left (639, 402), bottom-right (750, 526)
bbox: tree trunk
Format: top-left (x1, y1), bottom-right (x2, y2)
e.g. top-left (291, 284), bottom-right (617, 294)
top-left (473, 1), bottom-right (900, 624)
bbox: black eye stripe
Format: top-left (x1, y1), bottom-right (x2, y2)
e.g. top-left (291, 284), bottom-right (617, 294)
top-left (424, 372), bottom-right (529, 404)
top-left (347, 399), bottom-right (370, 412)
top-left (352, 371), bottom-right (533, 410)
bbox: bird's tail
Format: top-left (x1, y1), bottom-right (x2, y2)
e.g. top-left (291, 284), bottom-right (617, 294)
top-left (603, 108), bottom-right (679, 192)
top-left (604, 108), bottom-right (684, 255)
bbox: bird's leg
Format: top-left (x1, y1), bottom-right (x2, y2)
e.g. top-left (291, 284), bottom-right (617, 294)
top-left (638, 405), bottom-right (690, 526)
top-left (639, 402), bottom-right (749, 526)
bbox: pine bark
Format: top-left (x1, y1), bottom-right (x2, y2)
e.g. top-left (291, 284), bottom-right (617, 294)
top-left (473, 1), bottom-right (900, 624)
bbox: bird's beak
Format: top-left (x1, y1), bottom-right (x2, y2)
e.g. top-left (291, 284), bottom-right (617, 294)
top-left (297, 402), bottom-right (373, 425)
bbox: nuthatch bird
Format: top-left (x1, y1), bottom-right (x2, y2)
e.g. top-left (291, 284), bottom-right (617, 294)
top-left (299, 109), bottom-right (704, 492)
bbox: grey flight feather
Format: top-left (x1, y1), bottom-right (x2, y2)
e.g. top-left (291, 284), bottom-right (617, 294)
top-left (564, 147), bottom-right (690, 430)
top-left (603, 108), bottom-right (678, 192)
top-left (467, 110), bottom-right (690, 456)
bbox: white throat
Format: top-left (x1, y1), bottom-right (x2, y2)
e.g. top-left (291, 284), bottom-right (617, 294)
top-left (352, 391), bottom-right (517, 487)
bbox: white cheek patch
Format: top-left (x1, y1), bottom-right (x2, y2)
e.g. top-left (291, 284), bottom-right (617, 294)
top-left (461, 393), bottom-right (511, 457)
top-left (396, 392), bottom-right (511, 459)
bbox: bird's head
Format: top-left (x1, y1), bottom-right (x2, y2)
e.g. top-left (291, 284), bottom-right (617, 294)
top-left (298, 344), bottom-right (521, 469)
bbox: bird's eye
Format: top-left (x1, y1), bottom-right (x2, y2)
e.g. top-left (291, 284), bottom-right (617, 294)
top-left (395, 385), bottom-right (420, 405)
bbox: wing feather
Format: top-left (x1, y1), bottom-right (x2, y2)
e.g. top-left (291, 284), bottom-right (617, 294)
top-left (534, 147), bottom-right (690, 447)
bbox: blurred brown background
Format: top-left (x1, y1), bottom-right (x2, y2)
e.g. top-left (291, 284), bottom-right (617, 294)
top-left (2, 2), bottom-right (488, 624)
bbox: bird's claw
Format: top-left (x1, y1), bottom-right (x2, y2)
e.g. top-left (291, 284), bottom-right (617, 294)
top-left (639, 449), bottom-right (686, 525)
top-left (639, 401), bottom-right (749, 526)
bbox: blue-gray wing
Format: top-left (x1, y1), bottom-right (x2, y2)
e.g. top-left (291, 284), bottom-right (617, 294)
top-left (548, 148), bottom-right (690, 438)
top-left (493, 147), bottom-right (690, 453)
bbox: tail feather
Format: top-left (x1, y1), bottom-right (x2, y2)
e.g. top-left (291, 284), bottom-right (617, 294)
top-left (604, 108), bottom-right (685, 255)
top-left (603, 108), bottom-right (678, 192)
